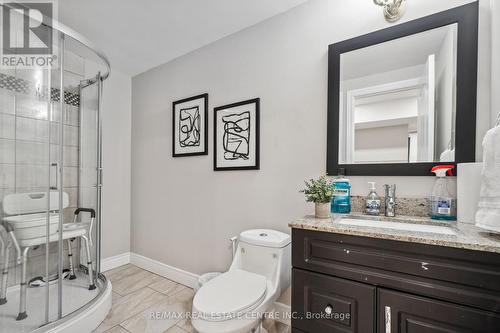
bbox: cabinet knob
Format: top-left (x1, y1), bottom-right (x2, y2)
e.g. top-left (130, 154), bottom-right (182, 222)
top-left (325, 304), bottom-right (333, 315)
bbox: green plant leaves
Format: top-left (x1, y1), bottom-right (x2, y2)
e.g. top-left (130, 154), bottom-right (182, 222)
top-left (300, 176), bottom-right (333, 204)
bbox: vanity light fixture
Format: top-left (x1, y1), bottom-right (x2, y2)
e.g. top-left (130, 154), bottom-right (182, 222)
top-left (373, 0), bottom-right (406, 23)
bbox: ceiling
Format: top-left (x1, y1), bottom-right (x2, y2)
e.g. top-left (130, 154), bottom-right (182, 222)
top-left (58, 0), bottom-right (308, 77)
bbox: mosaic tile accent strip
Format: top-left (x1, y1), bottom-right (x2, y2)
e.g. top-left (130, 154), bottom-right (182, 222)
top-left (50, 87), bottom-right (80, 107)
top-left (0, 73), bottom-right (31, 94)
top-left (0, 73), bottom-right (80, 106)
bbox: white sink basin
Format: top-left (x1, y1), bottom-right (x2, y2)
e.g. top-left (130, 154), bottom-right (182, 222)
top-left (338, 218), bottom-right (457, 235)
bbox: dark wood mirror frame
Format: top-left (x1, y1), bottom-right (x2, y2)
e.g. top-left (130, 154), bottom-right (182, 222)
top-left (327, 2), bottom-right (478, 177)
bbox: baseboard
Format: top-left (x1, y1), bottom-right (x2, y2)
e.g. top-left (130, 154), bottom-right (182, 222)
top-left (101, 252), bottom-right (131, 272)
top-left (130, 253), bottom-right (200, 288)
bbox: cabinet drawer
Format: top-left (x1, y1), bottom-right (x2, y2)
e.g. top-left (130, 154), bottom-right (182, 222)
top-left (378, 288), bottom-right (500, 333)
top-left (292, 268), bottom-right (375, 333)
top-left (292, 229), bottom-right (500, 313)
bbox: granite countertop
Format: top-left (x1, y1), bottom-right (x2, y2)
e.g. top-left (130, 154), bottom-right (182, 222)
top-left (289, 213), bottom-right (500, 254)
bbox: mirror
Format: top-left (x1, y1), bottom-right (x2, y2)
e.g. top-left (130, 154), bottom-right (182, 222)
top-left (327, 3), bottom-right (478, 176)
top-left (339, 24), bottom-right (457, 164)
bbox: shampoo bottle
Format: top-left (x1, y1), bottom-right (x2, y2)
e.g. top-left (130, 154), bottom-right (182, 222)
top-left (430, 165), bottom-right (457, 221)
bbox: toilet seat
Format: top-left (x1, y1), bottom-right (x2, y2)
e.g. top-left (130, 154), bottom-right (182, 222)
top-left (193, 269), bottom-right (267, 322)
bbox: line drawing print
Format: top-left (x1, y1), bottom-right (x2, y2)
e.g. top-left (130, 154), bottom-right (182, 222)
top-left (179, 106), bottom-right (201, 147)
top-left (222, 111), bottom-right (250, 160)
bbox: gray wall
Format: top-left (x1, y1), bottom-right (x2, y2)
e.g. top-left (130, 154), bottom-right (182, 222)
top-left (101, 69), bottom-right (132, 259)
top-left (85, 59), bottom-right (132, 260)
top-left (131, 0), bottom-right (492, 275)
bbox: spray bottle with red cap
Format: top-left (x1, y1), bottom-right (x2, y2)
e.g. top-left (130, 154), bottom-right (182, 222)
top-left (430, 165), bottom-right (457, 221)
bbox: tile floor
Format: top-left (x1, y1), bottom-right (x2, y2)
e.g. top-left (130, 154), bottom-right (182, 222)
top-left (96, 264), bottom-right (290, 333)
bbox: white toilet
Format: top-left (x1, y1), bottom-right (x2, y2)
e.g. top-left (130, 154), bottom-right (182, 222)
top-left (192, 229), bottom-right (291, 333)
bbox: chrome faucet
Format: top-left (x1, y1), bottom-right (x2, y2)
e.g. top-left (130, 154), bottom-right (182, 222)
top-left (384, 184), bottom-right (396, 217)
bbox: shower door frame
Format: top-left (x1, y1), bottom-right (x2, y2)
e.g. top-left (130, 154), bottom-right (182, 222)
top-left (78, 73), bottom-right (104, 277)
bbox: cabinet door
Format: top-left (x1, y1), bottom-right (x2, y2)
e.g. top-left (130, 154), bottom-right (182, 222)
top-left (378, 289), bottom-right (500, 333)
top-left (291, 328), bottom-right (307, 333)
top-left (292, 268), bottom-right (376, 333)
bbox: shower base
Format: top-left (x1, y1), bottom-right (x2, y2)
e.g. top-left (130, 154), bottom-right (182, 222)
top-left (0, 273), bottom-right (111, 333)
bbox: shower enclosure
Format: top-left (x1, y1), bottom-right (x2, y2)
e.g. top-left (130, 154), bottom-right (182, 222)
top-left (0, 4), bottom-right (111, 332)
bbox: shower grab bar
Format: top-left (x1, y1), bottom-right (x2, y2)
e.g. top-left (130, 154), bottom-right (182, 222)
top-left (74, 208), bottom-right (96, 218)
top-left (73, 208), bottom-right (96, 247)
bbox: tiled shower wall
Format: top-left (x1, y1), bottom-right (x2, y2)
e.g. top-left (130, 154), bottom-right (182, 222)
top-left (0, 52), bottom-right (87, 288)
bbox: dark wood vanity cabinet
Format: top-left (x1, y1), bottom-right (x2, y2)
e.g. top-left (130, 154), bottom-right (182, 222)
top-left (378, 289), bottom-right (500, 333)
top-left (293, 268), bottom-right (375, 332)
top-left (291, 229), bottom-right (500, 333)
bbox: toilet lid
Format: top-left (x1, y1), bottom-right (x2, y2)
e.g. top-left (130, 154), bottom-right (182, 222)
top-left (193, 269), bottom-right (267, 321)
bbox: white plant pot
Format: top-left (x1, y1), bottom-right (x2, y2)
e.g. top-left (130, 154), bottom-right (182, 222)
top-left (315, 203), bottom-right (331, 219)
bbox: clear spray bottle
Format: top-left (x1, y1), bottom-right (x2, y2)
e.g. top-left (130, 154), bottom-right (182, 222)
top-left (430, 165), bottom-right (457, 221)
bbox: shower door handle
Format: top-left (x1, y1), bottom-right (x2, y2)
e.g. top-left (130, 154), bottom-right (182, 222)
top-left (98, 167), bottom-right (103, 187)
top-left (50, 163), bottom-right (59, 190)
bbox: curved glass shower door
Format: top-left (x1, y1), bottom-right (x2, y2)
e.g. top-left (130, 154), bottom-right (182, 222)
top-left (0, 55), bottom-right (62, 331)
top-left (0, 3), bottom-right (109, 331)
top-left (57, 33), bottom-right (105, 321)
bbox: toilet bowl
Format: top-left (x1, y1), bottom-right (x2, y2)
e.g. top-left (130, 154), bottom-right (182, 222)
top-left (192, 229), bottom-right (291, 333)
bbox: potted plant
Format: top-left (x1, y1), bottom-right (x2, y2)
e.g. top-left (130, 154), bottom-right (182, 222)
top-left (301, 176), bottom-right (333, 219)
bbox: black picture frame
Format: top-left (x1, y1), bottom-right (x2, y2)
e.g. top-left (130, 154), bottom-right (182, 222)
top-left (172, 93), bottom-right (208, 157)
top-left (214, 98), bottom-right (260, 171)
top-left (327, 2), bottom-right (478, 176)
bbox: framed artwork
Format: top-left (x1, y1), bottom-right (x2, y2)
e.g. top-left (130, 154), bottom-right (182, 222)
top-left (214, 98), bottom-right (260, 171)
top-left (172, 93), bottom-right (208, 157)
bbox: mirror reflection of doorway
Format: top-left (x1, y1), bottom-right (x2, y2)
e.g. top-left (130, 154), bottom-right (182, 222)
top-left (338, 23), bottom-right (457, 165)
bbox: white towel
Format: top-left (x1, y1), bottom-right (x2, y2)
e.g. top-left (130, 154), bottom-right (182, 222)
top-left (475, 124), bottom-right (500, 232)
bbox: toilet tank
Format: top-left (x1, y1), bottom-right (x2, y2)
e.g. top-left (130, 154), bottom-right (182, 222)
top-left (230, 229), bottom-right (291, 295)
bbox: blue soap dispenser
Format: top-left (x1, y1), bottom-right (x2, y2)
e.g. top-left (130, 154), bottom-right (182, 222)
top-left (331, 168), bottom-right (351, 214)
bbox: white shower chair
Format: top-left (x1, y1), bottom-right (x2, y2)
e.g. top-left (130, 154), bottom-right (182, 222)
top-left (0, 191), bottom-right (96, 321)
